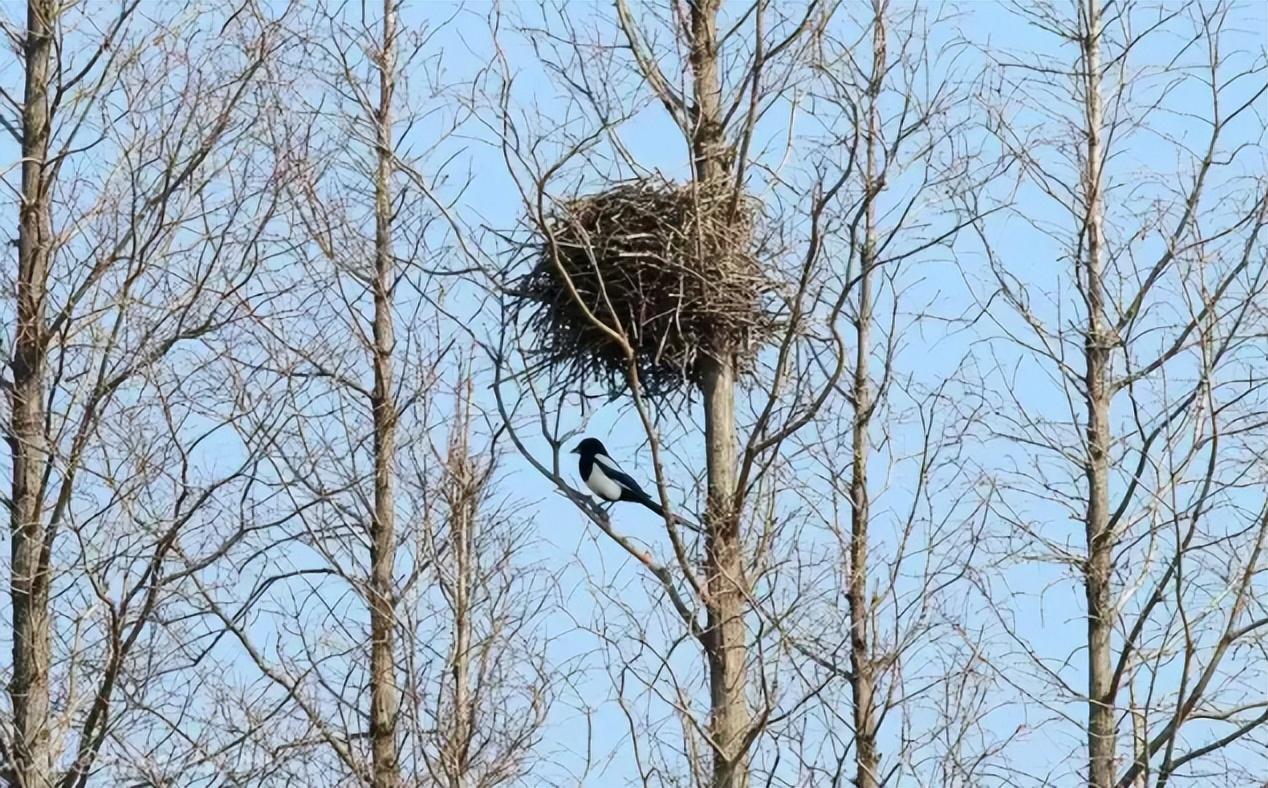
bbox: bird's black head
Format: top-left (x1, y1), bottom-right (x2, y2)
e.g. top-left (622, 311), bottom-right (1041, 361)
top-left (570, 437), bottom-right (607, 457)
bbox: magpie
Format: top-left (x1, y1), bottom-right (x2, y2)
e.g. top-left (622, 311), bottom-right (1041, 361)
top-left (571, 437), bottom-right (668, 517)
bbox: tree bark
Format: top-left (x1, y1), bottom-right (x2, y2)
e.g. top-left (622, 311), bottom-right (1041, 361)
top-left (8, 2), bottom-right (55, 785)
top-left (847, 300), bottom-right (878, 788)
top-left (700, 356), bottom-right (747, 788)
top-left (687, 2), bottom-right (749, 786)
top-left (688, 0), bottom-right (728, 185)
top-left (1079, 1), bottom-right (1115, 785)
top-left (368, 1), bottom-right (401, 785)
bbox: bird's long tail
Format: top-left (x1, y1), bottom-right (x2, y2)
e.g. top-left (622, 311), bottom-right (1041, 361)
top-left (636, 494), bottom-right (702, 533)
top-left (635, 494), bottom-right (665, 518)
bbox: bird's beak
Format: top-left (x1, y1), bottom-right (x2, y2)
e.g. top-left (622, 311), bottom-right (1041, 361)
top-left (569, 446), bottom-right (580, 455)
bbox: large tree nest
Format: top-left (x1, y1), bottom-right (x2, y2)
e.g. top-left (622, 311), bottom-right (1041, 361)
top-left (516, 178), bottom-right (773, 398)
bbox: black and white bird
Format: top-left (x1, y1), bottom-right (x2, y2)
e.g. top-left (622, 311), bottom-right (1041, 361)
top-left (571, 437), bottom-right (668, 517)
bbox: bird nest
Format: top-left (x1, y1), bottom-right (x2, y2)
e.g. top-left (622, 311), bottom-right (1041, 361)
top-left (515, 177), bottom-right (773, 398)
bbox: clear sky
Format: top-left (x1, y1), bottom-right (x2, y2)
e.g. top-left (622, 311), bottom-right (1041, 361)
top-left (375, 1), bottom-right (1268, 781)
top-left (2, 0), bottom-right (1266, 784)
top-left (404, 1), bottom-right (1268, 784)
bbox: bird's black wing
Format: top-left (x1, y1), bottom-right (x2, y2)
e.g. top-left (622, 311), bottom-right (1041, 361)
top-left (595, 455), bottom-right (688, 524)
top-left (592, 455), bottom-right (649, 499)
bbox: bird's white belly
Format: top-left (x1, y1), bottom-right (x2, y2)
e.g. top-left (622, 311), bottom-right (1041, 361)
top-left (586, 467), bottom-right (623, 501)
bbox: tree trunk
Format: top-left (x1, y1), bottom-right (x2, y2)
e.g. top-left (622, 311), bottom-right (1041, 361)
top-left (368, 1), bottom-right (401, 785)
top-left (848, 274), bottom-right (878, 788)
top-left (687, 1), bottom-right (749, 785)
top-left (847, 7), bottom-right (886, 786)
top-left (1079, 1), bottom-right (1115, 785)
top-left (446, 497), bottom-right (472, 788)
top-left (444, 397), bottom-right (475, 788)
top-left (688, 0), bottom-right (727, 186)
top-left (700, 356), bottom-right (748, 788)
top-left (8, 2), bottom-right (55, 785)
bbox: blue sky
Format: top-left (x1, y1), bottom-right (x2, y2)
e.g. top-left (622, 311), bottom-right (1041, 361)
top-left (2, 0), bottom-right (1266, 784)
top-left (411, 1), bottom-right (1268, 784)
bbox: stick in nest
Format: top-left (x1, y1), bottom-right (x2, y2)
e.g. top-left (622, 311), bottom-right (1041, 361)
top-left (514, 177), bottom-right (774, 400)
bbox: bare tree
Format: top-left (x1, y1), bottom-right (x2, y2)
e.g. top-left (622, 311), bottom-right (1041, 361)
top-left (401, 371), bottom-right (554, 788)
top-left (172, 3), bottom-right (556, 785)
top-left (4, 2), bottom-right (1263, 785)
top-left (198, 2), bottom-right (420, 783)
top-left (1, 1), bottom-right (283, 784)
top-left (471, 1), bottom-right (996, 785)
top-left (366, 2), bottom-right (403, 782)
top-left (766, 3), bottom-right (1010, 785)
top-left (970, 0), bottom-right (1268, 784)
top-left (478, 1), bottom-right (827, 781)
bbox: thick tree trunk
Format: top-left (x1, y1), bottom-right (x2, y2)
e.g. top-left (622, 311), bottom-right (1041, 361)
top-left (1079, 2), bottom-right (1115, 785)
top-left (700, 356), bottom-right (747, 788)
top-left (688, 2), bottom-right (749, 786)
top-left (368, 1), bottom-right (401, 785)
top-left (8, 2), bottom-right (55, 786)
top-left (688, 0), bottom-right (728, 185)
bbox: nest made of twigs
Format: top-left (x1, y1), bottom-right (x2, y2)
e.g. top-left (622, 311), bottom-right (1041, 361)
top-left (515, 177), bottom-right (773, 398)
